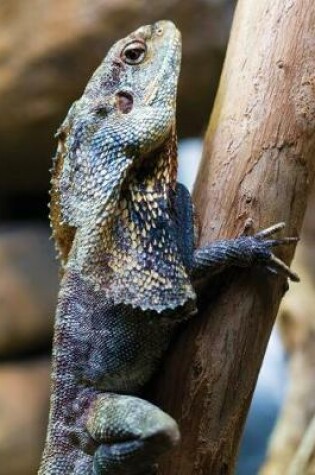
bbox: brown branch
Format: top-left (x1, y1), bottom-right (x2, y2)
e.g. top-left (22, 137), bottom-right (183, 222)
top-left (148, 1), bottom-right (315, 474)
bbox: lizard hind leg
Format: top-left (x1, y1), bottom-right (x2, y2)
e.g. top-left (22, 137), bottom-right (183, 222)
top-left (87, 393), bottom-right (180, 474)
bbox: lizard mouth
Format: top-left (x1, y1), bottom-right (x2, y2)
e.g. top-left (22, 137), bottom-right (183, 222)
top-left (116, 91), bottom-right (134, 114)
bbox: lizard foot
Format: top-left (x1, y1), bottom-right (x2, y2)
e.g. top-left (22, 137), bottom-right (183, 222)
top-left (86, 394), bottom-right (179, 475)
top-left (249, 222), bottom-right (299, 281)
top-left (192, 222), bottom-right (299, 282)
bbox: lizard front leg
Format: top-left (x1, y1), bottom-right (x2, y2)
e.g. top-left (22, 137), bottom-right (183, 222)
top-left (191, 222), bottom-right (299, 282)
top-left (172, 183), bottom-right (299, 282)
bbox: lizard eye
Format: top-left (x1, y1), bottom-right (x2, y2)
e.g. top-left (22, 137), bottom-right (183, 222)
top-left (121, 42), bottom-right (147, 65)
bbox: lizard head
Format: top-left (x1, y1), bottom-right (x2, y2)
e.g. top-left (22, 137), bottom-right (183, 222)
top-left (84, 20), bottom-right (182, 118)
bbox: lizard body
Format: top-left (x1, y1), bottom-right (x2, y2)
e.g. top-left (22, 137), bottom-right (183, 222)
top-left (39, 20), bottom-right (298, 475)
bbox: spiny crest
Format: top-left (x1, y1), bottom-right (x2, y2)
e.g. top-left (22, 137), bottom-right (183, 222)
top-left (50, 120), bottom-right (76, 269)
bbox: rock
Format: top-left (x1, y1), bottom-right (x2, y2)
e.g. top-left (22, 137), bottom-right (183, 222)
top-left (0, 0), bottom-right (235, 194)
top-left (0, 359), bottom-right (50, 475)
top-left (0, 224), bottom-right (58, 356)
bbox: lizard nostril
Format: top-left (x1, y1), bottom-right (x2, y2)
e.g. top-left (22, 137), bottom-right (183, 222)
top-left (116, 91), bottom-right (133, 114)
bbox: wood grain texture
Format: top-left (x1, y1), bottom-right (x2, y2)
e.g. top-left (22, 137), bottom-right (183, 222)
top-left (149, 0), bottom-right (315, 473)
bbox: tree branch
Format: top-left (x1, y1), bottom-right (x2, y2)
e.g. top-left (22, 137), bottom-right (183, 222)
top-left (148, 0), bottom-right (315, 473)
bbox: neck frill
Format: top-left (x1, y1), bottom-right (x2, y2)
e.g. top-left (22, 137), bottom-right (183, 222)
top-left (69, 130), bottom-right (196, 313)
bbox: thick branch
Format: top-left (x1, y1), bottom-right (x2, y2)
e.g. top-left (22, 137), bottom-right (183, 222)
top-left (148, 1), bottom-right (315, 474)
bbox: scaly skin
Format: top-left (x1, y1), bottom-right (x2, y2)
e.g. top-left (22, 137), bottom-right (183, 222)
top-left (39, 20), bottom-right (299, 475)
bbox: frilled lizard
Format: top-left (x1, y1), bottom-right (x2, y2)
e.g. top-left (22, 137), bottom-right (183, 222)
top-left (39, 20), bottom-right (299, 475)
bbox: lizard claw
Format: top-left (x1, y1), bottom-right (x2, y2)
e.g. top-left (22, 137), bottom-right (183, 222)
top-left (263, 237), bottom-right (300, 248)
top-left (253, 222), bottom-right (299, 282)
top-left (255, 222), bottom-right (286, 238)
top-left (267, 254), bottom-right (300, 282)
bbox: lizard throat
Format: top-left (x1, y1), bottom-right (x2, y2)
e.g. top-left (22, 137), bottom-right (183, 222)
top-left (69, 131), bottom-right (195, 312)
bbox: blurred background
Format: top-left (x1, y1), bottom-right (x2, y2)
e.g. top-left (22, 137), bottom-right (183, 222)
top-left (0, 1), bottom-right (314, 474)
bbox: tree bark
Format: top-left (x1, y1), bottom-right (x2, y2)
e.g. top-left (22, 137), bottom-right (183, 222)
top-left (148, 0), bottom-right (315, 474)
